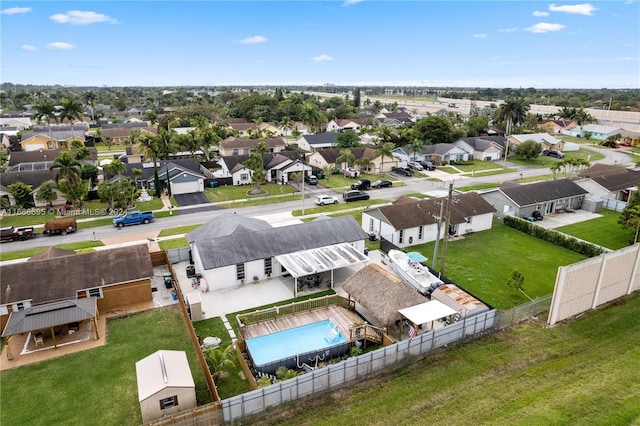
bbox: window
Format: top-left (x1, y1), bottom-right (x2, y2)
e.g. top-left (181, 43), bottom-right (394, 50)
top-left (236, 264), bottom-right (245, 280)
top-left (369, 218), bottom-right (374, 232)
top-left (264, 258), bottom-right (272, 275)
top-left (159, 395), bottom-right (178, 410)
top-left (418, 226), bottom-right (423, 240)
top-left (15, 302), bottom-right (25, 311)
top-left (232, 148), bottom-right (239, 155)
top-left (86, 287), bottom-right (104, 299)
top-left (399, 229), bottom-right (404, 244)
top-left (0, 305), bottom-right (8, 316)
top-left (240, 173), bottom-right (249, 181)
top-left (243, 148), bottom-right (249, 155)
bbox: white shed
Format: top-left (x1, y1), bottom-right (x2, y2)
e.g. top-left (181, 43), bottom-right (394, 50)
top-left (136, 350), bottom-right (196, 423)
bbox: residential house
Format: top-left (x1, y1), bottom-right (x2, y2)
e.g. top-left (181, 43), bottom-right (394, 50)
top-left (539, 119), bottom-right (577, 134)
top-left (374, 112), bottom-right (414, 127)
top-left (479, 179), bottom-right (588, 218)
top-left (508, 133), bottom-right (579, 152)
top-left (20, 127), bottom-right (88, 151)
top-left (136, 350), bottom-right (196, 424)
top-left (453, 136), bottom-right (505, 161)
top-left (0, 116), bottom-right (32, 130)
top-left (101, 126), bottom-right (157, 146)
top-left (568, 124), bottom-right (624, 141)
top-left (326, 118), bottom-right (365, 133)
top-left (0, 133), bottom-right (9, 150)
top-left (361, 193), bottom-right (496, 248)
top-left (218, 151), bottom-right (310, 185)
top-left (295, 133), bottom-right (339, 152)
top-left (394, 143), bottom-right (471, 165)
top-left (307, 147), bottom-right (398, 174)
top-left (0, 245), bottom-right (154, 332)
top-left (114, 159), bottom-right (210, 194)
top-left (0, 170), bottom-right (63, 207)
top-left (218, 137), bottom-right (286, 157)
top-left (228, 122), bottom-right (259, 137)
top-left (576, 164), bottom-right (640, 202)
top-left (620, 130), bottom-right (640, 147)
top-left (279, 121), bottom-right (309, 137)
top-left (186, 214), bottom-right (369, 290)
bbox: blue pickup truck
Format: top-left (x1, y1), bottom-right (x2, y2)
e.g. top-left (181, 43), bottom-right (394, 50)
top-left (113, 210), bottom-right (155, 228)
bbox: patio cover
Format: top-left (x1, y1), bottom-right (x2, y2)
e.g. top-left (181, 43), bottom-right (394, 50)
top-left (398, 300), bottom-right (457, 326)
top-left (1, 298), bottom-right (97, 337)
top-left (275, 242), bottom-right (368, 278)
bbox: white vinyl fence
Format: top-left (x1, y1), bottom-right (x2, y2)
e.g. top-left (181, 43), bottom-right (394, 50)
top-left (221, 310), bottom-right (496, 423)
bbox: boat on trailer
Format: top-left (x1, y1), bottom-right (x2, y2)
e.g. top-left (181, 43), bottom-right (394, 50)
top-left (388, 250), bottom-right (444, 295)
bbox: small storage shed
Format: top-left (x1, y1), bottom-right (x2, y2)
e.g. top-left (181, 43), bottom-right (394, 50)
top-left (136, 350), bottom-right (196, 423)
top-left (430, 284), bottom-right (489, 317)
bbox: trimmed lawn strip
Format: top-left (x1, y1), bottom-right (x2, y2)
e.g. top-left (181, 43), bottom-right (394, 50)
top-left (204, 183), bottom-right (294, 202)
top-left (158, 237), bottom-right (188, 250)
top-left (158, 224), bottom-right (201, 237)
top-left (219, 194), bottom-right (303, 208)
top-left (450, 162), bottom-right (507, 173)
top-left (269, 292), bottom-right (640, 426)
top-left (456, 183), bottom-right (500, 192)
top-left (0, 308), bottom-right (212, 426)
top-left (555, 209), bottom-right (632, 250)
top-left (0, 240), bottom-right (105, 262)
top-left (467, 168), bottom-right (516, 177)
top-left (409, 219), bottom-right (586, 309)
top-left (291, 199), bottom-right (389, 217)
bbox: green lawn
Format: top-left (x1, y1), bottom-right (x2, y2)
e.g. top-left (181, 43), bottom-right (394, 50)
top-left (555, 209), bottom-right (632, 250)
top-left (410, 219), bottom-right (587, 309)
top-left (452, 161), bottom-right (506, 173)
top-left (158, 224), bottom-right (201, 237)
top-left (158, 237), bottom-right (189, 250)
top-left (0, 308), bottom-right (212, 426)
top-left (204, 183), bottom-right (294, 202)
top-left (265, 291), bottom-right (640, 426)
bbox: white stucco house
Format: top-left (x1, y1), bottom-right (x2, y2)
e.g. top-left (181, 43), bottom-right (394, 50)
top-left (186, 214), bottom-right (369, 291)
top-left (362, 193), bottom-right (496, 248)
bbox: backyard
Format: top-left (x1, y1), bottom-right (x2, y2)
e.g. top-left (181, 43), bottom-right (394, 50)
top-left (0, 307), bottom-right (212, 426)
top-left (555, 208), bottom-right (632, 250)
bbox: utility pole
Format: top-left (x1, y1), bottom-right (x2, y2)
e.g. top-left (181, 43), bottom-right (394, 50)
top-left (431, 200), bottom-right (445, 270)
top-left (439, 182), bottom-right (454, 275)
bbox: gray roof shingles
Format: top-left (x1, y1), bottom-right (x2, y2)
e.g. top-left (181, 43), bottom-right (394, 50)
top-left (499, 179), bottom-right (588, 207)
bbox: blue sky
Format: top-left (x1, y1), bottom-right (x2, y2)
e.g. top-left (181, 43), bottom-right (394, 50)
top-left (1, 1), bottom-right (638, 88)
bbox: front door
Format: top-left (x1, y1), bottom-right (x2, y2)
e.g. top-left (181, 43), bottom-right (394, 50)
top-left (545, 202), bottom-right (555, 214)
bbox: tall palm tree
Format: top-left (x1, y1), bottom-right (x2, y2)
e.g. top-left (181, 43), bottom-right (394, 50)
top-left (154, 128), bottom-right (179, 196)
top-left (336, 148), bottom-right (356, 171)
top-left (50, 150), bottom-right (81, 185)
top-left (407, 138), bottom-right (425, 164)
top-left (495, 97), bottom-right (529, 136)
top-left (84, 91), bottom-right (97, 121)
top-left (60, 97), bottom-right (84, 141)
top-left (377, 125), bottom-right (394, 146)
top-left (137, 133), bottom-right (161, 196)
top-left (375, 142), bottom-right (396, 174)
top-left (300, 101), bottom-right (320, 133)
top-left (34, 98), bottom-right (58, 146)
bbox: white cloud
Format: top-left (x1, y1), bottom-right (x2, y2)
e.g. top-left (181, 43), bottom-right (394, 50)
top-left (614, 56), bottom-right (637, 61)
top-left (499, 28), bottom-right (518, 32)
top-left (238, 35), bottom-right (267, 44)
top-left (46, 42), bottom-right (76, 50)
top-left (311, 54), bottom-right (333, 62)
top-left (548, 3), bottom-right (598, 15)
top-left (50, 10), bottom-right (118, 25)
top-left (473, 34), bottom-right (487, 39)
top-left (533, 11), bottom-right (549, 17)
top-left (1, 7), bottom-right (31, 15)
top-left (343, 0), bottom-right (364, 6)
top-left (525, 22), bottom-right (566, 33)
top-left (21, 44), bottom-right (36, 51)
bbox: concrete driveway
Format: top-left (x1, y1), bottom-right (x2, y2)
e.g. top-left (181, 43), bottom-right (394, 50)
top-left (173, 192), bottom-right (210, 206)
top-left (534, 210), bottom-right (603, 229)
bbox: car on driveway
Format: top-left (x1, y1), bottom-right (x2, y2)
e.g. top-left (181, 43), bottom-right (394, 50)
top-left (542, 149), bottom-right (565, 159)
top-left (418, 160), bottom-right (437, 171)
top-left (343, 190), bottom-right (370, 202)
top-left (395, 167), bottom-right (413, 177)
top-left (305, 175), bottom-right (318, 185)
top-left (407, 162), bottom-right (424, 171)
top-left (350, 179), bottom-right (371, 190)
top-left (314, 195), bottom-right (339, 205)
top-left (372, 179), bottom-right (392, 188)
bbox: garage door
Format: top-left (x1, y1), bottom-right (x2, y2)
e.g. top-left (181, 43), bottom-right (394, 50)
top-left (171, 180), bottom-right (201, 195)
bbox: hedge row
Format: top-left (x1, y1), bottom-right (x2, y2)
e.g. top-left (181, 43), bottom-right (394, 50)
top-left (503, 215), bottom-right (605, 257)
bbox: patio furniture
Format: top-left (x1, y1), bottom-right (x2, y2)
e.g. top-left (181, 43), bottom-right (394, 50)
top-left (33, 333), bottom-right (44, 347)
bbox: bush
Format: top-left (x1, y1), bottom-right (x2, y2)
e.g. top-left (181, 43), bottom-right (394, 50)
top-left (503, 215), bottom-right (604, 257)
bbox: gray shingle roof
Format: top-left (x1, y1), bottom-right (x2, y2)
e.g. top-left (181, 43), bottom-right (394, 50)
top-left (192, 215), bottom-right (369, 269)
top-left (2, 298), bottom-right (97, 337)
top-left (499, 179), bottom-right (588, 207)
top-left (300, 133), bottom-right (339, 145)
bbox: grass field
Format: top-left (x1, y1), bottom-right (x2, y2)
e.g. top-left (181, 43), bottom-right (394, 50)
top-left (410, 219), bottom-right (587, 309)
top-left (258, 291), bottom-right (640, 426)
top-left (0, 308), bottom-right (212, 426)
top-left (555, 209), bottom-right (632, 250)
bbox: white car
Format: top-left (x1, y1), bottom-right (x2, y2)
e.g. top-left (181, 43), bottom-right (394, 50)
top-left (314, 195), bottom-right (339, 206)
top-left (407, 161), bottom-right (424, 171)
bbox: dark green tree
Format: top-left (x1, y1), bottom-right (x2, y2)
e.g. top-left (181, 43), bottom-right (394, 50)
top-left (514, 140), bottom-right (542, 161)
top-left (8, 182), bottom-right (34, 208)
top-left (36, 180), bottom-right (58, 208)
top-left (464, 116), bottom-right (489, 137)
top-left (334, 131), bottom-right (360, 148)
top-left (412, 116), bottom-right (455, 145)
top-left (353, 88), bottom-right (361, 109)
top-left (619, 191), bottom-right (640, 244)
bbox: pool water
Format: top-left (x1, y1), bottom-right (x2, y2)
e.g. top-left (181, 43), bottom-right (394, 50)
top-left (246, 319), bottom-right (348, 371)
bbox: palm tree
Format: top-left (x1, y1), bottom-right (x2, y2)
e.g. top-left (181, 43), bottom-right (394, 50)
top-left (204, 345), bottom-right (236, 380)
top-left (84, 91), bottom-right (97, 121)
top-left (322, 164), bottom-right (335, 183)
top-left (495, 97), bottom-right (529, 136)
top-left (336, 148), bottom-right (356, 171)
top-left (279, 116), bottom-right (294, 136)
top-left (34, 98), bottom-right (58, 146)
top-left (60, 97), bottom-right (84, 140)
top-left (407, 138), bottom-right (425, 164)
top-left (137, 133), bottom-right (161, 196)
top-left (36, 180), bottom-right (58, 209)
top-left (50, 150), bottom-right (81, 185)
top-left (300, 101), bottom-right (320, 133)
top-left (377, 125), bottom-right (394, 146)
top-left (355, 157), bottom-right (373, 174)
top-left (375, 142), bottom-right (396, 174)
top-left (154, 128), bottom-right (179, 196)
top-left (132, 168), bottom-right (143, 189)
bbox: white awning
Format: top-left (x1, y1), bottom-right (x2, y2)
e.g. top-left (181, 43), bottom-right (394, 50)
top-left (398, 300), bottom-right (457, 326)
top-left (275, 242), bottom-right (368, 278)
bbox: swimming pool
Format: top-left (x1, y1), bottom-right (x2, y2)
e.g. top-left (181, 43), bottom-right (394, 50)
top-left (245, 319), bottom-right (349, 374)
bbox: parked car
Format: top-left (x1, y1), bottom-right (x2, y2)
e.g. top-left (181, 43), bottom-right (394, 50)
top-left (407, 162), bottom-right (424, 171)
top-left (343, 190), bottom-right (370, 202)
top-left (542, 149), bottom-right (565, 159)
top-left (350, 179), bottom-right (371, 190)
top-left (0, 226), bottom-right (36, 242)
top-left (304, 175), bottom-right (318, 185)
top-left (113, 210), bottom-right (155, 228)
top-left (343, 168), bottom-right (359, 178)
top-left (395, 167), bottom-right (413, 177)
top-left (43, 217), bottom-right (77, 236)
top-left (314, 195), bottom-right (339, 205)
top-left (372, 179), bottom-right (392, 188)
top-left (418, 160), bottom-right (437, 171)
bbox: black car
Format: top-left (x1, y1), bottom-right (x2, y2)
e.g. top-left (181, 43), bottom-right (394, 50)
top-left (541, 149), bottom-right (565, 159)
top-left (372, 179), bottom-right (392, 188)
top-left (418, 160), bottom-right (437, 171)
top-left (304, 175), bottom-right (318, 185)
top-left (396, 167), bottom-right (413, 177)
top-left (351, 179), bottom-right (371, 190)
top-left (343, 190), bottom-right (370, 202)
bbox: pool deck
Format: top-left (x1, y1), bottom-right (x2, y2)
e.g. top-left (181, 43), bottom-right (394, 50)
top-left (241, 305), bottom-right (364, 341)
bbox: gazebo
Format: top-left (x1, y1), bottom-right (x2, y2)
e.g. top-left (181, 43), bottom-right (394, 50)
top-left (1, 298), bottom-right (99, 360)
